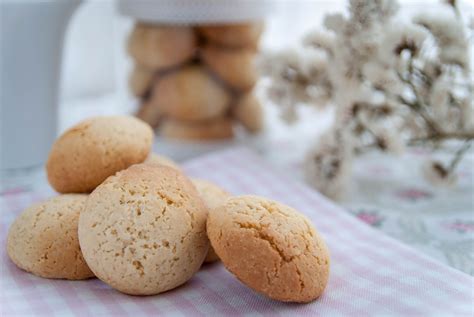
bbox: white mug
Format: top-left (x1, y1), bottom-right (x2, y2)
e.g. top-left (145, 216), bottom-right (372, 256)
top-left (0, 0), bottom-right (81, 171)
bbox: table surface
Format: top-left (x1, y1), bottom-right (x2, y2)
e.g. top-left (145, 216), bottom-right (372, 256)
top-left (1, 147), bottom-right (472, 316)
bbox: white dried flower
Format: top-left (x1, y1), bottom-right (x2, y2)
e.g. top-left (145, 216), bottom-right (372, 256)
top-left (324, 13), bottom-right (346, 33)
top-left (430, 78), bottom-right (450, 120)
top-left (363, 61), bottom-right (404, 94)
top-left (460, 98), bottom-right (474, 130)
top-left (373, 128), bottom-right (405, 154)
top-left (414, 10), bottom-right (469, 67)
top-left (303, 30), bottom-right (336, 53)
top-left (349, 0), bottom-right (398, 28)
top-left (300, 50), bottom-right (328, 79)
top-left (304, 131), bottom-right (353, 200)
top-left (422, 160), bottom-right (458, 186)
top-left (379, 22), bottom-right (429, 62)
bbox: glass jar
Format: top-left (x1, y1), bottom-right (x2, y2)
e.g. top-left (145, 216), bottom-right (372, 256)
top-left (119, 0), bottom-right (271, 141)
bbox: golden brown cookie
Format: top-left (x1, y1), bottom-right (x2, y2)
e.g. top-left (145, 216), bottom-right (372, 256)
top-left (144, 153), bottom-right (181, 170)
top-left (7, 194), bottom-right (94, 280)
top-left (191, 179), bottom-right (230, 263)
top-left (201, 46), bottom-right (257, 92)
top-left (129, 64), bottom-right (155, 97)
top-left (153, 65), bottom-right (230, 121)
top-left (207, 195), bottom-right (330, 303)
top-left (197, 22), bottom-right (264, 49)
top-left (233, 92), bottom-right (264, 133)
top-left (46, 116), bottom-right (153, 193)
top-left (135, 100), bottom-right (163, 129)
top-left (159, 117), bottom-right (234, 141)
top-left (128, 23), bottom-right (196, 70)
top-left (78, 164), bottom-right (209, 295)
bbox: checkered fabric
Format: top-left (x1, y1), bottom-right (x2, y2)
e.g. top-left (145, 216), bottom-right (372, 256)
top-left (1, 147), bottom-right (472, 316)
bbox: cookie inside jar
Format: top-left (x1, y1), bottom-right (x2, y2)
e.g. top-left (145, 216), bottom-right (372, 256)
top-left (120, 0), bottom-right (269, 141)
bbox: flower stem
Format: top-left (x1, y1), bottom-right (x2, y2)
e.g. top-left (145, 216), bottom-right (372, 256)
top-left (447, 140), bottom-right (472, 174)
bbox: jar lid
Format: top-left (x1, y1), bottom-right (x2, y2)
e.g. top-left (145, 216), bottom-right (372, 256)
top-left (118, 0), bottom-right (273, 24)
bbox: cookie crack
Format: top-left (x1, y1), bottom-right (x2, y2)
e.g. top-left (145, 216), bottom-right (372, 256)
top-left (235, 222), bottom-right (293, 263)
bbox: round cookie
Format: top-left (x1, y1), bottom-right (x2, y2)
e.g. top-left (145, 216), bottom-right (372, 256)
top-left (153, 65), bottom-right (230, 121)
top-left (7, 194), bottom-right (94, 280)
top-left (144, 153), bottom-right (181, 170)
top-left (47, 116), bottom-right (153, 193)
top-left (233, 92), bottom-right (264, 133)
top-left (78, 164), bottom-right (209, 295)
top-left (159, 117), bottom-right (234, 141)
top-left (201, 46), bottom-right (257, 92)
top-left (197, 22), bottom-right (264, 49)
top-left (207, 195), bottom-right (330, 303)
top-left (191, 179), bottom-right (230, 263)
top-left (128, 23), bottom-right (196, 70)
top-left (136, 100), bottom-right (163, 129)
top-left (129, 64), bottom-right (155, 97)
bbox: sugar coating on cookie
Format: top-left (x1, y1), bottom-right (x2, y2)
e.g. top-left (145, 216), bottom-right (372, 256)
top-left (46, 116), bottom-right (153, 193)
top-left (191, 179), bottom-right (230, 263)
top-left (78, 164), bottom-right (209, 295)
top-left (7, 194), bottom-right (94, 280)
top-left (207, 195), bottom-right (330, 303)
top-left (144, 153), bottom-right (181, 170)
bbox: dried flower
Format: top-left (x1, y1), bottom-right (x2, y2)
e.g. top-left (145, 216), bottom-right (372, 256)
top-left (379, 22), bottom-right (429, 61)
top-left (324, 13), bottom-right (345, 32)
top-left (414, 10), bottom-right (469, 67)
top-left (260, 0), bottom-right (473, 198)
top-left (303, 30), bottom-right (335, 53)
top-left (304, 131), bottom-right (353, 200)
top-left (422, 160), bottom-right (458, 186)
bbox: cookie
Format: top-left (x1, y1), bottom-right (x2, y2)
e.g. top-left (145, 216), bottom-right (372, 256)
top-left (153, 65), bottom-right (230, 121)
top-left (191, 179), bottom-right (230, 263)
top-left (233, 92), bottom-right (264, 133)
top-left (136, 100), bottom-right (163, 129)
top-left (207, 195), bottom-right (330, 303)
top-left (201, 46), bottom-right (257, 92)
top-left (47, 116), bottom-right (153, 193)
top-left (197, 22), bottom-right (264, 49)
top-left (160, 117), bottom-right (234, 141)
top-left (7, 194), bottom-right (94, 280)
top-left (128, 23), bottom-right (196, 70)
top-left (145, 153), bottom-right (181, 170)
top-left (78, 164), bottom-right (209, 295)
top-left (129, 64), bottom-right (155, 97)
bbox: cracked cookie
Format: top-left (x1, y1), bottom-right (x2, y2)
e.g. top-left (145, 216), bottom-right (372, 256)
top-left (47, 115), bottom-right (153, 193)
top-left (206, 195), bottom-right (330, 303)
top-left (78, 164), bottom-right (209, 295)
top-left (191, 179), bottom-right (230, 263)
top-left (7, 194), bottom-right (94, 280)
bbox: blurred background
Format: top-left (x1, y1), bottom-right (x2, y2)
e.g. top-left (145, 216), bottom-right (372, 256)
top-left (1, 0), bottom-right (473, 275)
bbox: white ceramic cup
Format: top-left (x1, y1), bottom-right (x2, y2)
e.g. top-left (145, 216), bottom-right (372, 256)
top-left (0, 0), bottom-right (81, 172)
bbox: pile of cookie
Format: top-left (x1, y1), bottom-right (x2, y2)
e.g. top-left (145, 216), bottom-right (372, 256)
top-left (129, 22), bottom-right (264, 140)
top-left (6, 116), bottom-right (329, 303)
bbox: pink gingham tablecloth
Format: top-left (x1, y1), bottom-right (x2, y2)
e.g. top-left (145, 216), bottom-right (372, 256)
top-left (1, 147), bottom-right (472, 316)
